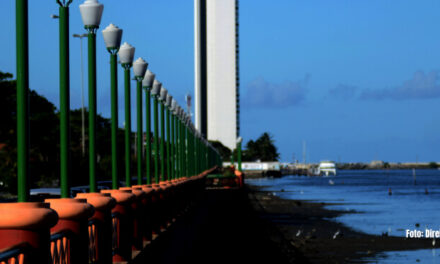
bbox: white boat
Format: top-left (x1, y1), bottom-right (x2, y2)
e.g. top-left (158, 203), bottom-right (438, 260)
top-left (317, 161), bottom-right (337, 176)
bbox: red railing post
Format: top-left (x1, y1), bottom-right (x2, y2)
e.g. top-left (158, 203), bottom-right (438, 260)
top-left (0, 203), bottom-right (58, 263)
top-left (101, 189), bottom-right (135, 262)
top-left (132, 185), bottom-right (155, 243)
top-left (119, 187), bottom-right (147, 251)
top-left (159, 181), bottom-right (173, 228)
top-left (45, 198), bottom-right (94, 264)
top-left (76, 192), bottom-right (116, 264)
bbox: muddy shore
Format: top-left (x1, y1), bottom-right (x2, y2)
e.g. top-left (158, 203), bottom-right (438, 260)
top-left (247, 184), bottom-right (438, 263)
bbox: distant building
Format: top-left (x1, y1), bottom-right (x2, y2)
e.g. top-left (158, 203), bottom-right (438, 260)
top-left (194, 0), bottom-right (240, 151)
top-left (370, 160), bottom-right (385, 168)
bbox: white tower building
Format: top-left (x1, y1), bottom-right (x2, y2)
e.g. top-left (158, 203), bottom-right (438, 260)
top-left (195, 0), bottom-right (239, 151)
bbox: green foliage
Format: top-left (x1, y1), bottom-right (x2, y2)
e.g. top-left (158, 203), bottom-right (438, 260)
top-left (428, 162), bottom-right (438, 169)
top-left (0, 72), bottom-right (16, 144)
top-left (243, 132), bottom-right (279, 162)
top-left (209, 140), bottom-right (231, 161)
top-left (0, 71), bottom-right (126, 193)
top-left (0, 72), bottom-right (59, 192)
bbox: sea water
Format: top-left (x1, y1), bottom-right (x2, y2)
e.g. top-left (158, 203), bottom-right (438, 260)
top-left (246, 169), bottom-right (440, 263)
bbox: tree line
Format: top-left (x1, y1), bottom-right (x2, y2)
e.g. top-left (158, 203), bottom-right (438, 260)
top-left (0, 72), bottom-right (127, 193)
top-left (211, 132), bottom-right (280, 162)
top-left (0, 71), bottom-right (280, 194)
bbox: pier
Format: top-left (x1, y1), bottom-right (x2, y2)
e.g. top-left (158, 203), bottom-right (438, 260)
top-left (0, 1), bottom-right (233, 263)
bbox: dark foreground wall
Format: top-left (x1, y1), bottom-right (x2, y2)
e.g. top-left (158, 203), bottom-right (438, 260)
top-left (136, 188), bottom-right (291, 264)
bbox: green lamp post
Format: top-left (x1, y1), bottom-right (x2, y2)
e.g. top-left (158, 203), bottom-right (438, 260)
top-left (102, 23), bottom-right (123, 190)
top-left (188, 123), bottom-right (194, 176)
top-left (195, 130), bottom-right (200, 175)
top-left (179, 108), bottom-right (186, 178)
top-left (16, 0), bottom-right (30, 202)
top-left (175, 106), bottom-right (181, 178)
top-left (142, 70), bottom-right (155, 184)
top-left (151, 80), bottom-right (162, 183)
top-left (187, 122), bottom-right (192, 176)
top-left (159, 87), bottom-right (168, 181)
top-left (79, 0), bottom-right (104, 193)
top-left (165, 94), bottom-right (173, 181)
top-left (170, 99), bottom-right (178, 179)
top-left (194, 131), bottom-right (199, 174)
top-left (183, 114), bottom-right (189, 177)
top-left (118, 42), bottom-right (135, 187)
top-left (189, 119), bottom-right (195, 176)
top-left (56, 0), bottom-right (73, 198)
top-left (237, 137), bottom-right (243, 172)
top-left (132, 57), bottom-right (148, 185)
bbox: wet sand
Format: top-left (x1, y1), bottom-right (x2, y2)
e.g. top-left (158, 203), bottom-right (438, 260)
top-left (248, 185), bottom-right (438, 263)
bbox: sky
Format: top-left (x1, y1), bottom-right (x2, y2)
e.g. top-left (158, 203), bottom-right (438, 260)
top-left (0, 0), bottom-right (439, 163)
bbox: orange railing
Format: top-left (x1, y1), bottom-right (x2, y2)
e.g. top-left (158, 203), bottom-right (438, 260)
top-left (0, 167), bottom-right (216, 264)
top-left (87, 219), bottom-right (98, 263)
top-left (50, 231), bottom-right (71, 264)
top-left (0, 244), bottom-right (28, 264)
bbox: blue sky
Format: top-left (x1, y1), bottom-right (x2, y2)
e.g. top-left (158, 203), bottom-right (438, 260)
top-left (0, 0), bottom-right (439, 163)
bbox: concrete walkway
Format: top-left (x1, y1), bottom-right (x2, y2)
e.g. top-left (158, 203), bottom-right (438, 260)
top-left (137, 188), bottom-right (289, 264)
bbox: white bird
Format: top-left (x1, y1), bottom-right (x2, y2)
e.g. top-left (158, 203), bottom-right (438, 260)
top-left (296, 230), bottom-right (302, 237)
top-left (333, 229), bottom-right (341, 239)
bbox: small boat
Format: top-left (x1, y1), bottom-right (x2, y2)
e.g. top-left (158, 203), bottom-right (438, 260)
top-left (317, 161), bottom-right (337, 176)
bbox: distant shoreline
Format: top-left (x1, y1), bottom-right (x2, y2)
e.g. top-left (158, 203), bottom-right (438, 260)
top-left (337, 162), bottom-right (439, 170)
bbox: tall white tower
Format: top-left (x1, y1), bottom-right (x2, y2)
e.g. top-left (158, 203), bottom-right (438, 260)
top-left (194, 0), bottom-right (239, 151)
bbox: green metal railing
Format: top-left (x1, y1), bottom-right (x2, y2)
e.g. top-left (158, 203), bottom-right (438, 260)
top-left (13, 0), bottom-right (224, 195)
top-left (10, 1), bottom-right (224, 264)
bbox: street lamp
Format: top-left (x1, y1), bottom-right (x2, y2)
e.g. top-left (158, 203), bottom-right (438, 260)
top-left (159, 86), bottom-right (168, 182)
top-left (133, 57), bottom-right (148, 185)
top-left (171, 99), bottom-right (178, 179)
top-left (79, 0), bottom-right (104, 193)
top-left (151, 79), bottom-right (161, 183)
top-left (197, 131), bottom-right (202, 174)
top-left (165, 94), bottom-right (172, 181)
top-left (16, 0), bottom-right (30, 201)
top-left (185, 115), bottom-right (191, 177)
top-left (237, 137), bottom-right (243, 172)
top-left (187, 121), bottom-right (192, 176)
top-left (102, 23), bottom-right (122, 189)
top-left (178, 108), bottom-right (186, 177)
top-left (118, 42), bottom-right (135, 187)
top-left (73, 33), bottom-right (88, 158)
top-left (142, 70), bottom-right (155, 184)
top-left (55, 0), bottom-right (73, 198)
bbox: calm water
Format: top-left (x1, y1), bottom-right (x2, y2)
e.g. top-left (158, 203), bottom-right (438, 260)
top-left (246, 169), bottom-right (440, 263)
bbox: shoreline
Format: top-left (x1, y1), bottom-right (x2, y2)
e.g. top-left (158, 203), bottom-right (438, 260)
top-left (246, 184), bottom-right (438, 263)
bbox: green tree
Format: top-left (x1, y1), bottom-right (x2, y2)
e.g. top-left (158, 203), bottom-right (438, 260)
top-left (0, 72), bottom-right (59, 192)
top-left (209, 140), bottom-right (231, 161)
top-left (69, 108), bottom-right (126, 186)
top-left (428, 162), bottom-right (438, 169)
top-left (243, 132), bottom-right (280, 161)
top-left (0, 71), bottom-right (136, 194)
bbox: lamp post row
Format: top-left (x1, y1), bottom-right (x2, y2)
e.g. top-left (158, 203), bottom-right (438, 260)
top-left (15, 0), bottom-right (221, 201)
